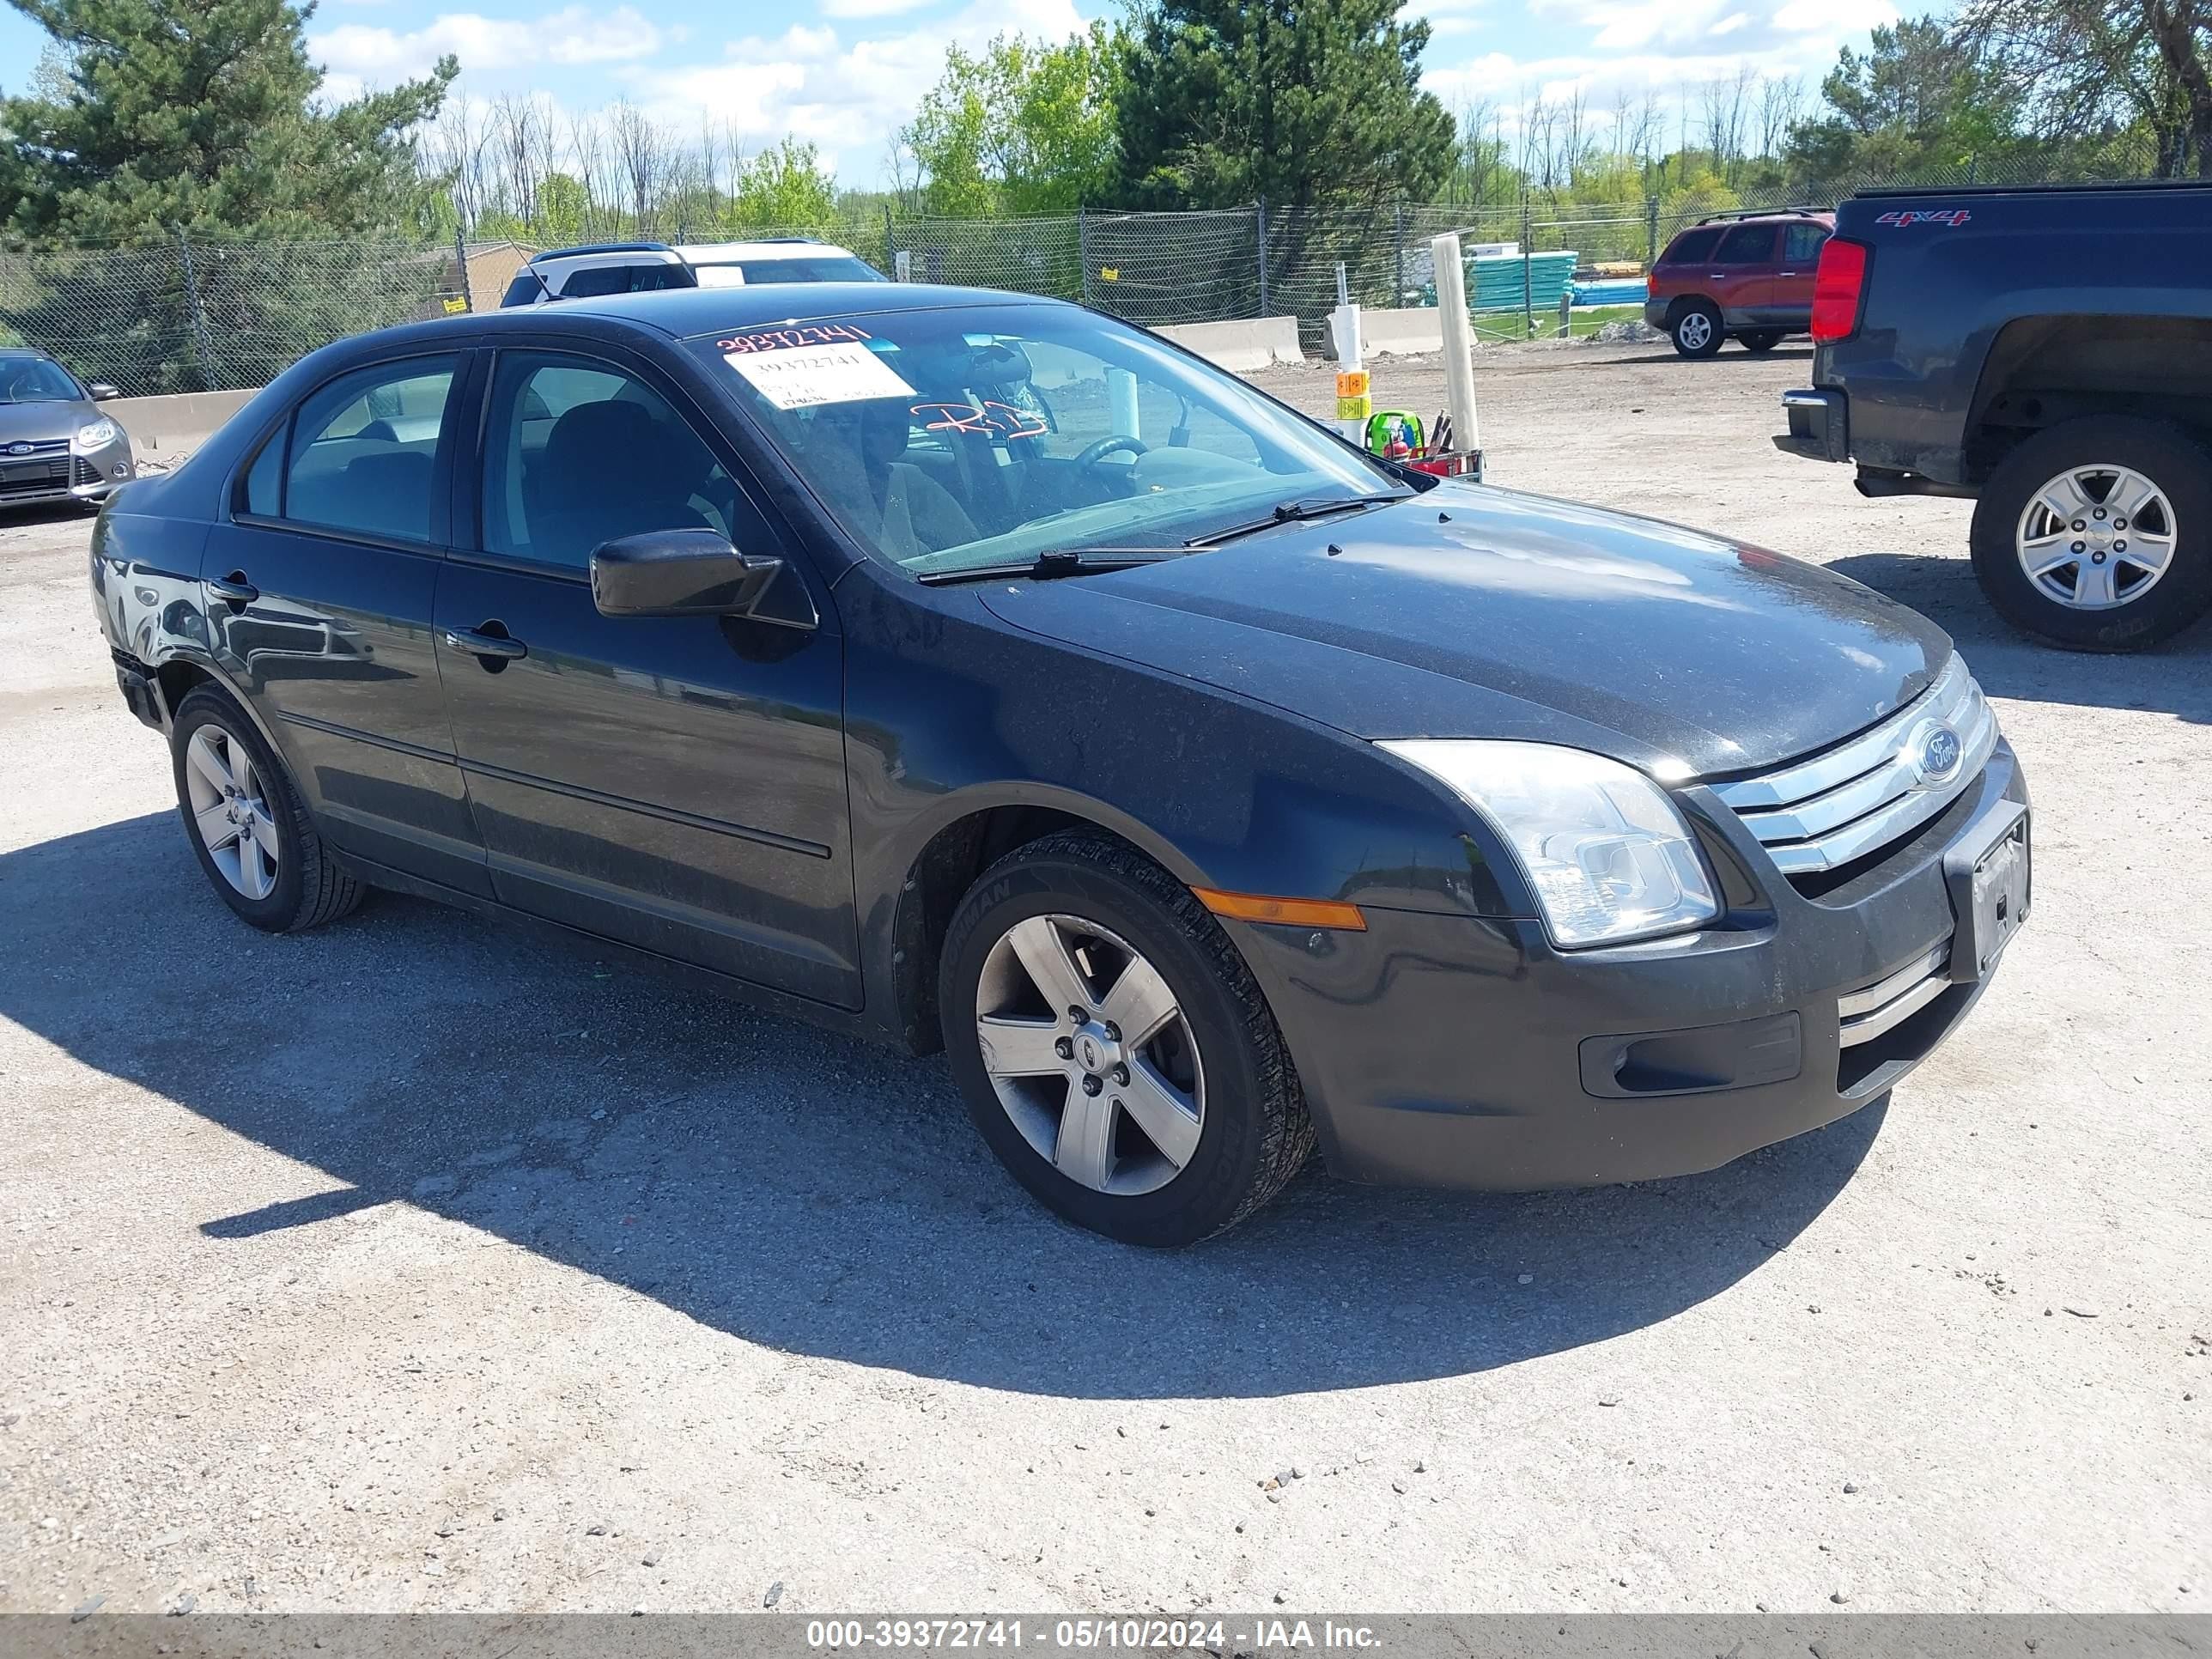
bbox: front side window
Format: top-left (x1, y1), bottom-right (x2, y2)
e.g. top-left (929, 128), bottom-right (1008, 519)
top-left (696, 306), bottom-right (1394, 579)
top-left (1712, 224), bottom-right (1778, 264)
top-left (1663, 227), bottom-right (1721, 264)
top-left (482, 352), bottom-right (759, 569)
top-left (278, 357), bottom-right (455, 542)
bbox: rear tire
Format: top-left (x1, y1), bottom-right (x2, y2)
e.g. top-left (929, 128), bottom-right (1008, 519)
top-left (1737, 330), bottom-right (1784, 353)
top-left (170, 685), bottom-right (364, 932)
top-left (1671, 301), bottom-right (1723, 359)
top-left (939, 831), bottom-right (1314, 1246)
top-left (1969, 415), bottom-right (2212, 651)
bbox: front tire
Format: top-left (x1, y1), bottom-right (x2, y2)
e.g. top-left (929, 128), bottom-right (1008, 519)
top-left (1671, 301), bottom-right (1723, 359)
top-left (1970, 416), bottom-right (2212, 651)
top-left (939, 832), bottom-right (1314, 1246)
top-left (171, 685), bottom-right (364, 932)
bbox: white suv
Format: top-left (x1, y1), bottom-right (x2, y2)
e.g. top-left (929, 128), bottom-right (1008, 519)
top-left (498, 239), bottom-right (888, 307)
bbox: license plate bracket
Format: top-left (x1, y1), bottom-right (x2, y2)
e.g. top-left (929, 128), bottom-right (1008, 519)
top-left (1944, 799), bottom-right (2030, 983)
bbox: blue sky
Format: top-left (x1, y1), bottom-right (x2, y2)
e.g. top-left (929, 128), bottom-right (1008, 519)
top-left (2, 0), bottom-right (1903, 189)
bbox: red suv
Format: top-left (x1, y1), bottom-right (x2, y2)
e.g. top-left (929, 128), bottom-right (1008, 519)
top-left (1644, 208), bottom-right (1835, 359)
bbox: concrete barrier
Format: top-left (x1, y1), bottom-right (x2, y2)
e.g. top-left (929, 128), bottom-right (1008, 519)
top-left (1336, 307), bottom-right (1446, 361)
top-left (1155, 317), bottom-right (1305, 372)
top-left (104, 388), bottom-right (258, 452)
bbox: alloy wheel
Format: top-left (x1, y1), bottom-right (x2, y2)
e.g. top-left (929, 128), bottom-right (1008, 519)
top-left (2015, 462), bottom-right (2177, 611)
top-left (974, 914), bottom-right (1205, 1196)
top-left (184, 726), bottom-right (280, 901)
top-left (1677, 313), bottom-right (1713, 351)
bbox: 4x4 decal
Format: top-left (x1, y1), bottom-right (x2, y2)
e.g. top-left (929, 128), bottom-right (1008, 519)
top-left (1875, 209), bottom-right (1972, 228)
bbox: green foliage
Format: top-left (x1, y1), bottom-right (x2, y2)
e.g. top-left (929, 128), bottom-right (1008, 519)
top-left (1, 0), bottom-right (453, 242)
top-left (1114, 0), bottom-right (1456, 209)
top-left (731, 138), bottom-right (841, 226)
top-left (902, 24), bottom-right (1119, 216)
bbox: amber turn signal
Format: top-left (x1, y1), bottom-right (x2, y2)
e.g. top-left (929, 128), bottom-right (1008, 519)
top-left (1190, 888), bottom-right (1368, 931)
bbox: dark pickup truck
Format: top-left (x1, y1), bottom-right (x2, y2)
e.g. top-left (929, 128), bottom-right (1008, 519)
top-left (1776, 181), bottom-right (2212, 650)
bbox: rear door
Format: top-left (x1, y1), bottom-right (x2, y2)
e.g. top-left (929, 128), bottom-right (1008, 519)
top-left (1705, 222), bottom-right (1781, 325)
top-left (434, 343), bottom-right (859, 1006)
top-left (1772, 222), bottom-right (1832, 326)
top-left (200, 349), bottom-right (492, 896)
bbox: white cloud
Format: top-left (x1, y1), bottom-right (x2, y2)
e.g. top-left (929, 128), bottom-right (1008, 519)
top-left (820, 0), bottom-right (938, 17)
top-left (1409, 0), bottom-right (1488, 38)
top-left (313, 3), bottom-right (663, 97)
top-left (623, 0), bottom-right (1089, 176)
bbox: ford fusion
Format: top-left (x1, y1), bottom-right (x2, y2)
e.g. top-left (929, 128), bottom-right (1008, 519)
top-left (88, 284), bottom-right (2029, 1245)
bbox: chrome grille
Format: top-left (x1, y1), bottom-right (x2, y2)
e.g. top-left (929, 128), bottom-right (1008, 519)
top-left (1715, 656), bottom-right (1998, 876)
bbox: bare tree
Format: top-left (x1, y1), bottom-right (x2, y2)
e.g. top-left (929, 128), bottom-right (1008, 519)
top-left (1960, 0), bottom-right (2212, 176)
top-left (1756, 73), bottom-right (1807, 160)
top-left (605, 100), bottom-right (668, 232)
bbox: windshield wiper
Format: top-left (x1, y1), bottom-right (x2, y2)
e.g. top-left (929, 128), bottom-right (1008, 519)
top-left (915, 548), bottom-right (1184, 586)
top-left (1184, 492), bottom-right (1410, 549)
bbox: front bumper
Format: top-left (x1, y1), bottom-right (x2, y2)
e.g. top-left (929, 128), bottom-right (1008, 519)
top-left (1772, 387), bottom-right (1848, 464)
top-left (1229, 740), bottom-right (2028, 1190)
top-left (0, 434), bottom-right (136, 507)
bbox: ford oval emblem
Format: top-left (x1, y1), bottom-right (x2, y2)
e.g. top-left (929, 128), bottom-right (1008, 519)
top-left (4, 441), bottom-right (31, 456)
top-left (1913, 721), bottom-right (1963, 786)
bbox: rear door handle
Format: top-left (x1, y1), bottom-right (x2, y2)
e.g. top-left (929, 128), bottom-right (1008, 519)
top-left (442, 626), bottom-right (527, 661)
top-left (208, 572), bottom-right (258, 605)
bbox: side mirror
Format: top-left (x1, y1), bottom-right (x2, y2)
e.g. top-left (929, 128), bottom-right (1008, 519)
top-left (590, 527), bottom-right (785, 619)
top-left (87, 381), bottom-right (120, 401)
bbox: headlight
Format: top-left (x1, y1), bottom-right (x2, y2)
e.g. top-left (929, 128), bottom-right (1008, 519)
top-left (1379, 739), bottom-right (1719, 947)
top-left (73, 418), bottom-right (119, 453)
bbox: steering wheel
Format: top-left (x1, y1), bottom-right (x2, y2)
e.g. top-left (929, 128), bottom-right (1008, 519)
top-left (1072, 434), bottom-right (1150, 471)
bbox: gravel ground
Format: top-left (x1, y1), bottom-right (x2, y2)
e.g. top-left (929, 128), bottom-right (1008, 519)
top-left (2, 342), bottom-right (2208, 1616)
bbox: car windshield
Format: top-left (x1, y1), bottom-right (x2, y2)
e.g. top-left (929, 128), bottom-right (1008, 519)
top-left (695, 304), bottom-right (1395, 577)
top-left (691, 256), bottom-right (888, 287)
top-left (0, 357), bottom-right (84, 404)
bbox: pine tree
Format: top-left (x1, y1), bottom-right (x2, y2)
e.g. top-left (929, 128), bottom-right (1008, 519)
top-left (1, 0), bottom-right (455, 241)
top-left (1114, 0), bottom-right (1456, 209)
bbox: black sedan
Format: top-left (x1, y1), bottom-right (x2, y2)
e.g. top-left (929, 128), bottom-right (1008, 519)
top-left (87, 284), bottom-right (2030, 1244)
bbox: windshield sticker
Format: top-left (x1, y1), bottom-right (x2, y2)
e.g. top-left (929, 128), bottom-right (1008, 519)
top-left (911, 400), bottom-right (1049, 441)
top-left (726, 342), bottom-right (917, 410)
top-left (718, 324), bottom-right (872, 355)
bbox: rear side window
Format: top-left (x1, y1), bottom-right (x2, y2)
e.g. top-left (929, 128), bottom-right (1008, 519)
top-left (1662, 227), bottom-right (1720, 264)
top-left (278, 357), bottom-right (456, 543)
top-left (1712, 224), bottom-right (1778, 264)
top-left (481, 351), bottom-right (770, 570)
top-left (556, 262), bottom-right (691, 300)
top-left (1784, 222), bottom-right (1831, 264)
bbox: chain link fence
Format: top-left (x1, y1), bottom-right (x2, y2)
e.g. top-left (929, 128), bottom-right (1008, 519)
top-left (0, 149), bottom-right (2167, 395)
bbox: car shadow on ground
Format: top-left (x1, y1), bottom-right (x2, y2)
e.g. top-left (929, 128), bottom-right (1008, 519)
top-left (1827, 550), bottom-right (2212, 724)
top-left (3, 811), bottom-right (1883, 1400)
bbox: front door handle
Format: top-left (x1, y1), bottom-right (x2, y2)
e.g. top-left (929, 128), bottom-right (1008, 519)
top-left (208, 572), bottom-right (258, 605)
top-left (442, 625), bottom-right (527, 661)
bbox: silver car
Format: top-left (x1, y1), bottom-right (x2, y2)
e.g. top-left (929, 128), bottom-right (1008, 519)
top-left (0, 348), bottom-right (137, 510)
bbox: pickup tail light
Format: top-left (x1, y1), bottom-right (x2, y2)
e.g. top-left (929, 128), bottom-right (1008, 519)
top-left (1810, 238), bottom-right (1869, 343)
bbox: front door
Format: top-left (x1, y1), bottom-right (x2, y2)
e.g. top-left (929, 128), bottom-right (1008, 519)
top-left (199, 350), bottom-right (492, 896)
top-left (434, 347), bottom-right (859, 1006)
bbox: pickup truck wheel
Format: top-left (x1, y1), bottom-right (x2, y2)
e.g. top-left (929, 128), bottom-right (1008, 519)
top-left (1736, 330), bottom-right (1783, 353)
top-left (1972, 416), bottom-right (2212, 651)
top-left (939, 832), bottom-right (1315, 1246)
top-left (171, 686), bottom-right (365, 932)
top-left (1671, 302), bottom-right (1723, 359)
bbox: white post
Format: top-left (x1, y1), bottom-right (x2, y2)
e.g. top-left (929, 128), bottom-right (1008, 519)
top-left (1431, 232), bottom-right (1480, 455)
top-left (1106, 367), bottom-right (1141, 441)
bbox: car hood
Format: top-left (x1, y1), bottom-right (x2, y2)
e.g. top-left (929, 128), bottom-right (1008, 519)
top-left (977, 483), bottom-right (1951, 779)
top-left (0, 399), bottom-right (91, 443)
